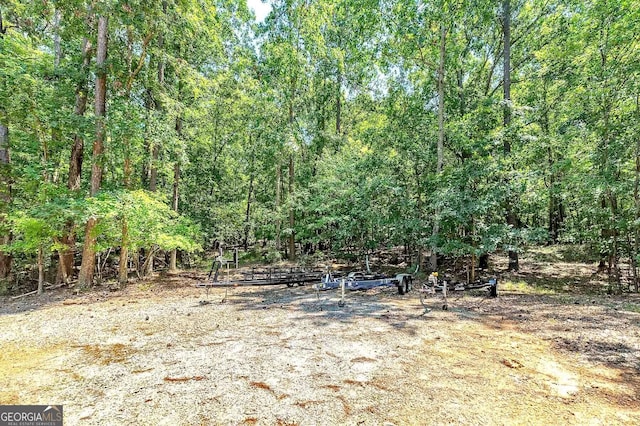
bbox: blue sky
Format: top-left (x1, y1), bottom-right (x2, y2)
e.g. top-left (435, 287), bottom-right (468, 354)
top-left (246, 0), bottom-right (272, 22)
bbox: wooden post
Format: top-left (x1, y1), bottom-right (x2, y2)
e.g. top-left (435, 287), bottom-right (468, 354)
top-left (442, 278), bottom-right (448, 310)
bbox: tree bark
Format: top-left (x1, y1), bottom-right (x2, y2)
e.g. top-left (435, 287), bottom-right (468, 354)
top-left (275, 161), bottom-right (282, 251)
top-left (49, 9), bottom-right (63, 171)
top-left (0, 122), bottom-right (11, 279)
top-left (336, 70), bottom-right (342, 135)
top-left (548, 147), bottom-right (565, 244)
top-left (90, 21), bottom-right (107, 197)
top-left (635, 95), bottom-right (640, 292)
top-left (146, 17), bottom-right (166, 274)
top-left (37, 246), bottom-right (44, 295)
top-left (169, 117), bottom-right (182, 272)
top-left (148, 9), bottom-right (165, 194)
top-left (53, 9), bottom-right (62, 68)
top-left (243, 174), bottom-right (254, 251)
top-left (68, 39), bottom-right (92, 190)
top-left (429, 23), bottom-right (447, 272)
top-left (118, 219), bottom-right (128, 286)
top-left (57, 38), bottom-right (92, 285)
top-left (288, 154), bottom-right (295, 261)
top-left (78, 16), bottom-right (108, 288)
top-left (243, 140), bottom-right (255, 251)
top-left (540, 83), bottom-right (564, 245)
top-left (158, 1), bottom-right (167, 84)
top-left (148, 145), bottom-right (159, 192)
top-left (503, 0), bottom-right (512, 153)
top-left (169, 162), bottom-right (180, 271)
top-left (503, 0), bottom-right (519, 271)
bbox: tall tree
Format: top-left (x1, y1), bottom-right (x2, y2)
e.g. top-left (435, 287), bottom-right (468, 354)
top-left (503, 0), bottom-right (519, 271)
top-left (429, 22), bottom-right (448, 271)
top-left (0, 121), bottom-right (10, 279)
top-left (57, 35), bottom-right (93, 284)
top-left (77, 15), bottom-right (108, 288)
top-left (169, 116), bottom-right (182, 271)
top-left (0, 9), bottom-right (12, 280)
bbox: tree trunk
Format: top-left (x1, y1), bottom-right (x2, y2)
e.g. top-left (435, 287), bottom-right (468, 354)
top-left (68, 38), bottom-right (91, 191)
top-left (430, 23), bottom-right (447, 272)
top-left (635, 95), bottom-right (640, 292)
top-left (57, 38), bottom-right (92, 284)
top-left (275, 161), bottom-right (282, 251)
top-left (78, 217), bottom-right (99, 287)
top-left (89, 19), bottom-right (107, 197)
top-left (53, 9), bottom-right (62, 67)
top-left (145, 248), bottom-right (154, 276)
top-left (0, 122), bottom-right (11, 279)
top-left (50, 9), bottom-right (63, 166)
top-left (158, 1), bottom-right (167, 84)
top-left (288, 154), bottom-right (295, 261)
top-left (148, 144), bottom-right (159, 192)
top-left (541, 82), bottom-right (564, 245)
top-left (548, 144), bottom-right (557, 243)
top-left (503, 0), bottom-right (519, 271)
top-left (471, 253), bottom-right (476, 283)
top-left (243, 171), bottom-right (254, 251)
top-left (145, 24), bottom-right (167, 274)
top-left (169, 118), bottom-right (181, 271)
top-left (336, 70), bottom-right (342, 135)
top-left (596, 42), bottom-right (619, 284)
top-left (37, 246), bottom-right (45, 295)
top-left (503, 0), bottom-right (511, 154)
top-left (56, 241), bottom-right (69, 285)
top-left (148, 8), bottom-right (165, 194)
top-left (169, 164), bottom-right (179, 270)
top-left (118, 219), bottom-right (128, 286)
top-left (608, 190), bottom-right (619, 283)
top-left (78, 16), bottom-right (108, 288)
top-left (548, 147), bottom-right (565, 244)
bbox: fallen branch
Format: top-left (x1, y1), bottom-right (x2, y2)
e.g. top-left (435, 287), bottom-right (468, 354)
top-left (11, 290), bottom-right (38, 299)
top-left (10, 282), bottom-right (68, 300)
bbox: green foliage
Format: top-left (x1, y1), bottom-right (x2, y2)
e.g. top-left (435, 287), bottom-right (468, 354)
top-left (3, 190), bottom-right (200, 259)
top-left (1, 0), bottom-right (640, 288)
top-left (94, 190), bottom-right (202, 254)
top-left (4, 192), bottom-right (84, 256)
top-left (122, 190), bottom-right (201, 252)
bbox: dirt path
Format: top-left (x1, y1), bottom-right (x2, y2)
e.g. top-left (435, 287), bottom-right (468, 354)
top-left (1, 275), bottom-right (639, 425)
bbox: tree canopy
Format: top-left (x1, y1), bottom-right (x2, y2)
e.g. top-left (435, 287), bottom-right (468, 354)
top-left (1, 0), bottom-right (639, 292)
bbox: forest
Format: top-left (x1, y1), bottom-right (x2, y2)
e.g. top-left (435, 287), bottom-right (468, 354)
top-left (1, 0), bottom-right (640, 294)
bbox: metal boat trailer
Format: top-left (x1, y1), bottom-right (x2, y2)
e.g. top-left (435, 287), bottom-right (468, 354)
top-left (314, 271), bottom-right (413, 295)
top-left (420, 272), bottom-right (497, 310)
top-left (196, 265), bottom-right (322, 288)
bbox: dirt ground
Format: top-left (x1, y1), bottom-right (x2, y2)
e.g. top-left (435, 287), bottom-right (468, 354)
top-left (1, 251), bottom-right (639, 425)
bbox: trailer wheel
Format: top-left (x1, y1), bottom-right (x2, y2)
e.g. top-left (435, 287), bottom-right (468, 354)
top-left (397, 277), bottom-right (406, 295)
top-left (489, 282), bottom-right (497, 297)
